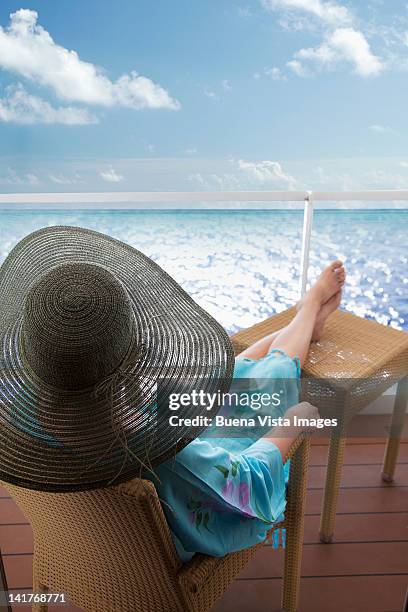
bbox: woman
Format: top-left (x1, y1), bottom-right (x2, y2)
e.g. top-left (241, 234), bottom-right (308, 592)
top-left (154, 261), bottom-right (345, 561)
top-left (0, 227), bottom-right (345, 564)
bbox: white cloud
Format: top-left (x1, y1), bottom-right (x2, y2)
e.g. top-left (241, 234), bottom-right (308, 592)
top-left (204, 81), bottom-right (232, 99)
top-left (204, 89), bottom-right (218, 99)
top-left (363, 169), bottom-right (408, 189)
top-left (187, 172), bottom-right (242, 191)
top-left (99, 168), bottom-right (124, 183)
top-left (0, 167), bottom-right (40, 185)
top-left (209, 173), bottom-right (242, 190)
top-left (188, 171), bottom-right (240, 190)
top-left (0, 9), bottom-right (180, 111)
top-left (0, 84), bottom-right (97, 124)
top-left (238, 6), bottom-right (252, 17)
top-left (185, 148), bottom-right (198, 155)
top-left (188, 172), bottom-right (206, 186)
top-left (312, 164), bottom-right (354, 189)
top-left (265, 67), bottom-right (287, 80)
top-left (399, 161), bottom-right (408, 169)
top-left (286, 59), bottom-right (311, 76)
top-left (49, 173), bottom-right (84, 185)
top-left (261, 0), bottom-right (352, 27)
top-left (369, 124), bottom-right (394, 134)
top-left (262, 0), bottom-right (389, 79)
top-left (189, 159), bottom-right (297, 190)
top-left (255, 67), bottom-right (288, 80)
top-left (26, 173), bottom-right (39, 185)
top-left (294, 28), bottom-right (384, 76)
top-left (237, 159), bottom-right (297, 187)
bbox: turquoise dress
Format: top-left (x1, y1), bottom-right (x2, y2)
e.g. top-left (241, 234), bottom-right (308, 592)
top-left (153, 349), bottom-right (301, 562)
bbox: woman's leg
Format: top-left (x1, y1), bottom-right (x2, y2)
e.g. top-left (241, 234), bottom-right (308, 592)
top-left (236, 329), bottom-right (284, 361)
top-left (236, 261), bottom-right (345, 367)
top-left (268, 297), bottom-right (321, 367)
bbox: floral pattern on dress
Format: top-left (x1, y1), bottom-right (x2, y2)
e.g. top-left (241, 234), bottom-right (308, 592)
top-left (187, 497), bottom-right (214, 533)
top-left (214, 457), bottom-right (273, 523)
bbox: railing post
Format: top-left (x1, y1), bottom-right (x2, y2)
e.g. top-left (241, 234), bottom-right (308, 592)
top-left (299, 191), bottom-right (314, 298)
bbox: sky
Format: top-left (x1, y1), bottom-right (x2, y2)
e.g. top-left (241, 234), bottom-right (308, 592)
top-left (0, 0), bottom-right (408, 194)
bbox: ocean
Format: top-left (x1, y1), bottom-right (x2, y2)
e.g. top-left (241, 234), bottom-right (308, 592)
top-left (0, 209), bottom-right (406, 333)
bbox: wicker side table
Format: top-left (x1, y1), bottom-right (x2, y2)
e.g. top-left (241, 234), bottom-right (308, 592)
top-left (231, 308), bottom-right (408, 543)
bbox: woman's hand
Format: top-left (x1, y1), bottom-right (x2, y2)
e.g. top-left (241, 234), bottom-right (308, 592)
top-left (264, 402), bottom-right (321, 459)
top-left (285, 402), bottom-right (321, 433)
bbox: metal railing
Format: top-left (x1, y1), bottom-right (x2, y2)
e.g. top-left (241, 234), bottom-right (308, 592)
top-left (1, 189), bottom-right (408, 298)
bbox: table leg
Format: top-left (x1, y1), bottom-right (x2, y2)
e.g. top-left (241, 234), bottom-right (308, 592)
top-left (319, 429), bottom-right (347, 543)
top-left (382, 376), bottom-right (408, 483)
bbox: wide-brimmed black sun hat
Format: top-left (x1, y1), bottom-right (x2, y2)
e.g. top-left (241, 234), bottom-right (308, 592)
top-left (0, 226), bottom-right (234, 492)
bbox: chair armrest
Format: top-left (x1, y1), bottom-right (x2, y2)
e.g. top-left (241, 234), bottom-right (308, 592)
top-left (178, 553), bottom-right (223, 595)
top-left (116, 477), bottom-right (157, 498)
top-left (115, 478), bottom-right (183, 573)
top-left (283, 432), bottom-right (308, 463)
top-left (178, 545), bottom-right (262, 597)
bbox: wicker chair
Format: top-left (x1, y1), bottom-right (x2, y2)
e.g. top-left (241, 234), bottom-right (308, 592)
top-left (3, 434), bottom-right (309, 612)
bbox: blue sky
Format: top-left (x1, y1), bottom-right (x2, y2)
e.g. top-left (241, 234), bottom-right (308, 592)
top-left (0, 0), bottom-right (408, 192)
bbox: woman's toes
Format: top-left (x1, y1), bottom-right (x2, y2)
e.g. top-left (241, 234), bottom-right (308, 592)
top-left (302, 260), bottom-right (346, 309)
top-left (329, 260), bottom-right (343, 271)
top-left (335, 266), bottom-right (346, 284)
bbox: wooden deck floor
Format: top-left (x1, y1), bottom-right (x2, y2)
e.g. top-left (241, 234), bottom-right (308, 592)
top-left (1, 439), bottom-right (407, 612)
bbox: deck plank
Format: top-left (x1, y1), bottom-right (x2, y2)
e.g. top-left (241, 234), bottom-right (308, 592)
top-left (2, 555), bottom-right (33, 589)
top-left (310, 441), bottom-right (408, 465)
top-left (306, 485), bottom-right (408, 514)
top-left (0, 499), bottom-right (28, 525)
top-left (239, 541), bottom-right (408, 580)
top-left (303, 512), bottom-right (408, 544)
top-left (307, 463), bottom-right (408, 488)
top-left (213, 575), bottom-right (407, 612)
top-left (0, 525), bottom-right (33, 554)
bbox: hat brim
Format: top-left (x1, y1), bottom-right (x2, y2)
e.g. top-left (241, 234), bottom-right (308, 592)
top-left (0, 226), bottom-right (234, 491)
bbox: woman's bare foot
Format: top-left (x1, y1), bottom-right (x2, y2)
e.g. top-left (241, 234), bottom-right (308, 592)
top-left (302, 261), bottom-right (345, 307)
top-left (311, 290), bottom-right (341, 341)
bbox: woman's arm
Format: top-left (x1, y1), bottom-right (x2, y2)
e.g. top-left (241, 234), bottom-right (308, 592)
top-left (264, 402), bottom-right (320, 459)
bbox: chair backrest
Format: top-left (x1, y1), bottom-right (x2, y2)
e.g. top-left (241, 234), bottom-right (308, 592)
top-left (4, 479), bottom-right (186, 612)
